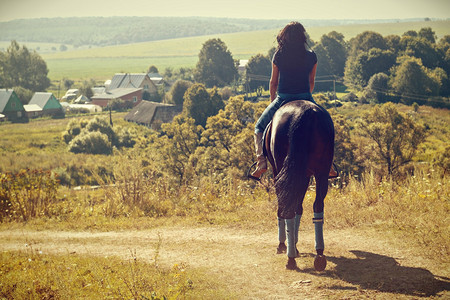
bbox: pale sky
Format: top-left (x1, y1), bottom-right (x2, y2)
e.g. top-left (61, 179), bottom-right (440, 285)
top-left (0, 0), bottom-right (449, 22)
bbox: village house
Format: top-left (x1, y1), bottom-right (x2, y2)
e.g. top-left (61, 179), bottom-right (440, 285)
top-left (107, 73), bottom-right (158, 95)
top-left (124, 100), bottom-right (182, 130)
top-left (91, 88), bottom-right (142, 108)
top-left (23, 104), bottom-right (43, 118)
top-left (0, 89), bottom-right (25, 122)
top-left (29, 92), bottom-right (65, 117)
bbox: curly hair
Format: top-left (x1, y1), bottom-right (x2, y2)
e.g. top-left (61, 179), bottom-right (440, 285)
top-left (276, 21), bottom-right (308, 52)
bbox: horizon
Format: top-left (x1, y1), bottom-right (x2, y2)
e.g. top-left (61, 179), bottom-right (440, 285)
top-left (1, 0), bottom-right (449, 22)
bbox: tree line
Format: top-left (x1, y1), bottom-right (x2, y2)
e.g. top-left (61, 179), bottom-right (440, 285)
top-left (240, 27), bottom-right (450, 107)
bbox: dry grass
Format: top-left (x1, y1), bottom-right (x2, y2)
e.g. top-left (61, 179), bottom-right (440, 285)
top-left (0, 247), bottom-right (233, 299)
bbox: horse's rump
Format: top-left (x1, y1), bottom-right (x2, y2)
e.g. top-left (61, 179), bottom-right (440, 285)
top-left (269, 100), bottom-right (334, 219)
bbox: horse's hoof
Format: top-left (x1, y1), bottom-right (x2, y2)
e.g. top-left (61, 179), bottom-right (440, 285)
top-left (286, 257), bottom-right (297, 270)
top-left (277, 243), bottom-right (287, 254)
top-left (314, 255), bottom-right (327, 271)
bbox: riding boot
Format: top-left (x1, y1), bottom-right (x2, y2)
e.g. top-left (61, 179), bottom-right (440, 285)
top-left (329, 164), bottom-right (338, 178)
top-left (251, 132), bottom-right (267, 178)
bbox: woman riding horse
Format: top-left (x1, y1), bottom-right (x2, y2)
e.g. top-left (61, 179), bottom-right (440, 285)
top-left (251, 21), bottom-right (335, 270)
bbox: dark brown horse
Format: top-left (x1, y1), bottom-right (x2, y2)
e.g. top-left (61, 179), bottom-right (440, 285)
top-left (265, 100), bottom-right (334, 270)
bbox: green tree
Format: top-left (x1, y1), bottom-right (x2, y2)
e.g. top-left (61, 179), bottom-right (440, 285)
top-left (348, 31), bottom-right (388, 57)
top-left (391, 56), bottom-right (439, 100)
top-left (345, 48), bottom-right (396, 88)
top-left (313, 31), bottom-right (347, 77)
top-left (194, 38), bottom-right (238, 88)
top-left (199, 96), bottom-right (255, 175)
top-left (64, 78), bottom-right (74, 90)
top-left (245, 54), bottom-right (271, 92)
top-left (362, 73), bottom-right (391, 103)
top-left (0, 41), bottom-right (50, 92)
top-left (399, 36), bottom-right (441, 69)
top-left (331, 113), bottom-right (363, 176)
top-left (168, 79), bottom-right (192, 107)
top-left (148, 65), bottom-right (159, 74)
top-left (418, 27), bottom-right (437, 44)
top-left (79, 80), bottom-right (94, 99)
top-left (183, 83), bottom-right (224, 127)
top-left (158, 115), bottom-right (203, 183)
top-left (13, 86), bottom-right (34, 105)
top-left (357, 103), bottom-right (427, 176)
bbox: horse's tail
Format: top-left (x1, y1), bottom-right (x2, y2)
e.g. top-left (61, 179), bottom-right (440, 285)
top-left (275, 108), bottom-right (316, 219)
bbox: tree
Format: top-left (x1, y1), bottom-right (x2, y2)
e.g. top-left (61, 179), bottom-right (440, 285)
top-left (362, 73), bottom-right (391, 103)
top-left (399, 36), bottom-right (441, 69)
top-left (194, 38), bottom-right (238, 88)
top-left (344, 48), bottom-right (396, 88)
top-left (357, 103), bottom-right (427, 176)
top-left (148, 65), bottom-right (159, 74)
top-left (183, 83), bottom-right (224, 127)
top-left (158, 115), bottom-right (203, 183)
top-left (168, 80), bottom-right (192, 107)
top-left (331, 113), bottom-right (363, 176)
top-left (0, 41), bottom-right (50, 92)
top-left (13, 86), bottom-right (33, 105)
top-left (390, 56), bottom-right (438, 101)
top-left (64, 78), bottom-right (74, 90)
top-left (79, 80), bottom-right (94, 99)
top-left (195, 96), bottom-right (255, 177)
top-left (418, 27), bottom-right (437, 44)
top-left (348, 31), bottom-right (387, 57)
top-left (245, 54), bottom-right (271, 92)
top-left (313, 31), bottom-right (347, 77)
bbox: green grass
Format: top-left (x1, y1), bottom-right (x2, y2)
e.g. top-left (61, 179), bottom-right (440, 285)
top-left (37, 20), bottom-right (450, 81)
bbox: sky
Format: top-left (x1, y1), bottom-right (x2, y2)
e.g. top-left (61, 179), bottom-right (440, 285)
top-left (0, 0), bottom-right (449, 22)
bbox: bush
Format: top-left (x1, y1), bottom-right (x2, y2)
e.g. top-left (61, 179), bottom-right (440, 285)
top-left (68, 131), bottom-right (112, 155)
top-left (0, 169), bottom-right (59, 222)
top-left (62, 118), bottom-right (88, 144)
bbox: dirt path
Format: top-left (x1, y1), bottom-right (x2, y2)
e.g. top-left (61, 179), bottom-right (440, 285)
top-left (1, 226), bottom-right (449, 299)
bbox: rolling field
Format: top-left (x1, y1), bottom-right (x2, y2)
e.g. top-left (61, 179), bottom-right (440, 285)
top-left (32, 20), bottom-right (450, 81)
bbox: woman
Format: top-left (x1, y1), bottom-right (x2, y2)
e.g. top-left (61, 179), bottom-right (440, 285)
top-left (251, 21), bottom-right (318, 179)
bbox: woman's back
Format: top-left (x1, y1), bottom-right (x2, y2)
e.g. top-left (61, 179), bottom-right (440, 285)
top-left (273, 48), bottom-right (317, 94)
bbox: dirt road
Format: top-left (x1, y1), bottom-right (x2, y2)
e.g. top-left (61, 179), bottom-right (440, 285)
top-left (1, 226), bottom-right (448, 299)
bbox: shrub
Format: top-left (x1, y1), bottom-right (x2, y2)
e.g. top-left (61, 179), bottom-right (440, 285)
top-left (68, 131), bottom-right (112, 155)
top-left (0, 169), bottom-right (59, 222)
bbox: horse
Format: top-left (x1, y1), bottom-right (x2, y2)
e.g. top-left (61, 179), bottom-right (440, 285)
top-left (264, 99), bottom-right (335, 270)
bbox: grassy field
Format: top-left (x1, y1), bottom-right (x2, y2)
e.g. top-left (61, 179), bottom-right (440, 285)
top-left (32, 20), bottom-right (450, 81)
top-left (0, 99), bottom-right (448, 298)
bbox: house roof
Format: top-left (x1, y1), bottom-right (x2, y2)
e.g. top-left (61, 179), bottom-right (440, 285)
top-left (91, 88), bottom-right (142, 100)
top-left (124, 100), bottom-right (175, 125)
top-left (108, 73), bottom-right (149, 90)
top-left (75, 95), bottom-right (90, 103)
top-left (29, 92), bottom-right (52, 108)
top-left (0, 90), bottom-right (14, 112)
top-left (23, 104), bottom-right (43, 112)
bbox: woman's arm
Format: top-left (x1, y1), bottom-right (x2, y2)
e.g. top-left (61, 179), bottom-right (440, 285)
top-left (309, 63), bottom-right (317, 93)
top-left (269, 63), bottom-right (279, 101)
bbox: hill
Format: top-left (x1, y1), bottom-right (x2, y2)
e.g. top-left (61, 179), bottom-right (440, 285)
top-left (32, 19), bottom-right (450, 81)
top-left (0, 16), bottom-right (434, 47)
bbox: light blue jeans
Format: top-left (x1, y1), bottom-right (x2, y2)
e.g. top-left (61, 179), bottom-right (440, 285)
top-left (254, 92), bottom-right (315, 134)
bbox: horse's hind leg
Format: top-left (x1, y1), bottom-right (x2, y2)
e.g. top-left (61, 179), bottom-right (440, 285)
top-left (284, 177), bottom-right (309, 269)
top-left (313, 174), bottom-right (328, 271)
